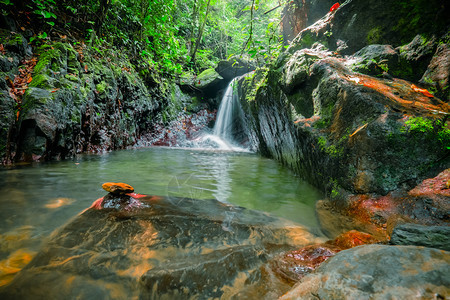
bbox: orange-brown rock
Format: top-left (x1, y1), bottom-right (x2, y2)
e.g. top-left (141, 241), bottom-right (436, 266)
top-left (271, 230), bottom-right (379, 284)
top-left (102, 182), bottom-right (134, 195)
top-left (326, 230), bottom-right (380, 250)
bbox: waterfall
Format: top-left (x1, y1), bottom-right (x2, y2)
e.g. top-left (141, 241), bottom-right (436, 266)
top-left (190, 76), bottom-right (249, 151)
top-left (213, 77), bottom-right (240, 141)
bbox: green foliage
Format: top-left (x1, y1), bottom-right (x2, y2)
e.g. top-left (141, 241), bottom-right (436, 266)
top-left (317, 135), bottom-right (344, 158)
top-left (402, 117), bottom-right (450, 148)
top-left (243, 67), bottom-right (268, 102)
top-left (19, 0), bottom-right (282, 76)
top-left (29, 31), bottom-right (48, 44)
top-left (367, 27), bottom-right (382, 44)
top-left (28, 0), bottom-right (57, 22)
top-left (404, 117), bottom-right (434, 133)
top-left (329, 178), bottom-right (341, 200)
top-left (0, 0), bottom-right (13, 5)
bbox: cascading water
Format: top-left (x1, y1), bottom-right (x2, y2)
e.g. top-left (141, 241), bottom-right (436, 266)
top-left (213, 77), bottom-right (240, 140)
top-left (191, 76), bottom-right (249, 151)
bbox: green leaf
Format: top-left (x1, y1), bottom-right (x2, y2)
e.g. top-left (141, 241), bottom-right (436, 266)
top-left (42, 11), bottom-right (52, 18)
top-left (0, 0), bottom-right (13, 5)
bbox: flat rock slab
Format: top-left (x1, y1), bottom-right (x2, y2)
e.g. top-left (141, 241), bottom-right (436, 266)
top-left (280, 244), bottom-right (450, 300)
top-left (390, 223), bottom-right (450, 251)
top-left (0, 194), bottom-right (320, 299)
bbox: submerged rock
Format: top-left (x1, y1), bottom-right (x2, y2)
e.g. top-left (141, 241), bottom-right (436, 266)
top-left (280, 245), bottom-right (450, 299)
top-left (0, 193), bottom-right (322, 299)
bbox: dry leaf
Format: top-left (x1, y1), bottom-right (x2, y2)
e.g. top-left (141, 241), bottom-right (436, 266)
top-left (411, 84), bottom-right (433, 98)
top-left (350, 123), bottom-right (369, 137)
top-left (27, 77), bottom-right (32, 83)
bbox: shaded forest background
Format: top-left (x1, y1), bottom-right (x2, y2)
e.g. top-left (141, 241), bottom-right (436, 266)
top-left (2, 0), bottom-right (287, 77)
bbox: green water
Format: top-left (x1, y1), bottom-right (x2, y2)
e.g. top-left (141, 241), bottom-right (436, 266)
top-left (0, 147), bottom-right (324, 258)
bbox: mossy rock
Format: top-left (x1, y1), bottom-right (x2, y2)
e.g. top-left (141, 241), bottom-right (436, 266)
top-left (195, 68), bottom-right (223, 88)
top-left (194, 68), bottom-right (227, 98)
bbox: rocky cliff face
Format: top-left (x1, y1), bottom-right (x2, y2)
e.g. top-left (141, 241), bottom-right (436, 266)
top-left (0, 31), bottom-right (200, 163)
top-left (238, 0), bottom-right (449, 209)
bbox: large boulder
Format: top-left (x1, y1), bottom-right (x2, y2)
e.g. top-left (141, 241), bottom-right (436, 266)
top-left (194, 68), bottom-right (227, 97)
top-left (0, 192), bottom-right (321, 299)
top-left (240, 50), bottom-right (450, 197)
top-left (238, 0), bottom-right (450, 204)
top-left (215, 55), bottom-right (256, 81)
top-left (280, 245), bottom-right (450, 299)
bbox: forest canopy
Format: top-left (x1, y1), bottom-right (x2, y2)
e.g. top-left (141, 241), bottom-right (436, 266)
top-left (2, 0), bottom-right (286, 76)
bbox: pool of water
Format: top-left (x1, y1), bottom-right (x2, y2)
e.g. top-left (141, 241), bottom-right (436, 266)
top-left (0, 147), bottom-right (324, 262)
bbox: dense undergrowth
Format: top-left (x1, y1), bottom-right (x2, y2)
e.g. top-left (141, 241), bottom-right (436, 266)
top-left (1, 0), bottom-right (288, 79)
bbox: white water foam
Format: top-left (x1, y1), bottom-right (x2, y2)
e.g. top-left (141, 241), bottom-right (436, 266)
top-left (190, 77), bottom-right (249, 152)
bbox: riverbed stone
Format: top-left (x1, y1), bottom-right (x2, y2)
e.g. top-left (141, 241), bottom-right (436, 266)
top-left (0, 194), bottom-right (321, 299)
top-left (280, 244), bottom-right (450, 300)
top-left (270, 230), bottom-right (379, 284)
top-left (390, 223), bottom-right (450, 251)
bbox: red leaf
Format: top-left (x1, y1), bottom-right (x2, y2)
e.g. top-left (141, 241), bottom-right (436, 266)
top-left (27, 76), bottom-right (32, 83)
top-left (84, 65), bottom-right (88, 73)
top-left (330, 2), bottom-right (340, 12)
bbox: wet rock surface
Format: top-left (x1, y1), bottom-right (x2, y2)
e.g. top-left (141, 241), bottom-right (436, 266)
top-left (0, 193), bottom-right (322, 299)
top-left (270, 230), bottom-right (379, 284)
top-left (315, 169), bottom-right (450, 240)
top-left (280, 244), bottom-right (450, 300)
top-left (139, 109), bottom-right (216, 147)
top-left (390, 223), bottom-right (450, 251)
top-left (420, 42), bottom-right (450, 101)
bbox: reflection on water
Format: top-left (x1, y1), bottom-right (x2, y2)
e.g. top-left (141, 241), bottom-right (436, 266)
top-left (0, 147), bottom-right (324, 287)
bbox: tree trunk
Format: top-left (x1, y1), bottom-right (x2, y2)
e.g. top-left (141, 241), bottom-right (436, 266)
top-left (190, 0), bottom-right (212, 66)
